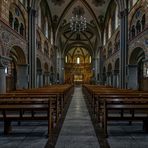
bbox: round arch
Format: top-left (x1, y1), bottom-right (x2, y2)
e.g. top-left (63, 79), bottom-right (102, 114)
top-left (6, 46), bottom-right (27, 91)
top-left (10, 46), bottom-right (26, 65)
top-left (129, 47), bottom-right (145, 90)
top-left (129, 47), bottom-right (145, 65)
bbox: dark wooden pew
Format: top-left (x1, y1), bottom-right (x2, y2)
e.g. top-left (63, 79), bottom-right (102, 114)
top-left (82, 84), bottom-right (148, 138)
top-left (99, 96), bottom-right (148, 137)
top-left (0, 98), bottom-right (53, 138)
top-left (0, 84), bottom-right (74, 138)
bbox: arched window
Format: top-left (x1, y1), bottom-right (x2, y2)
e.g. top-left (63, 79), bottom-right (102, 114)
top-left (136, 20), bottom-right (141, 34)
top-left (108, 18), bottom-right (112, 39)
top-left (37, 6), bottom-right (41, 28)
top-left (14, 18), bottom-right (19, 32)
top-left (115, 6), bottom-right (119, 29)
top-left (77, 57), bottom-right (80, 64)
top-left (9, 4), bottom-right (25, 37)
top-left (141, 14), bottom-right (145, 30)
top-left (20, 23), bottom-right (24, 36)
top-left (89, 56), bottom-right (91, 63)
top-left (103, 29), bottom-right (106, 45)
top-left (129, 8), bottom-right (145, 40)
top-left (45, 18), bottom-right (48, 38)
top-left (65, 56), bottom-right (68, 63)
top-left (9, 11), bottom-right (13, 27)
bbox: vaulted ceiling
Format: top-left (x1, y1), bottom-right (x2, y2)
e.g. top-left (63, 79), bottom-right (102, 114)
top-left (36, 0), bottom-right (113, 56)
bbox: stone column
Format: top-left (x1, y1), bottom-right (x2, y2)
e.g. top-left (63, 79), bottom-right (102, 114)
top-left (107, 72), bottom-right (113, 86)
top-left (0, 66), bottom-right (6, 93)
top-left (28, 8), bottom-right (36, 88)
top-left (91, 58), bottom-right (96, 84)
top-left (0, 56), bottom-right (11, 93)
top-left (119, 9), bottom-right (128, 88)
top-left (17, 64), bottom-right (28, 89)
top-left (94, 57), bottom-right (99, 84)
top-left (106, 72), bottom-right (110, 85)
top-left (44, 72), bottom-right (50, 85)
top-left (47, 72), bottom-right (50, 85)
top-left (127, 64), bottom-right (138, 90)
top-left (60, 58), bottom-right (64, 84)
top-left (113, 70), bottom-right (119, 88)
top-left (36, 69), bottom-right (43, 88)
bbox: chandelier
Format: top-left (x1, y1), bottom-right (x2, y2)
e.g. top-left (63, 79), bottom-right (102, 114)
top-left (70, 15), bottom-right (87, 32)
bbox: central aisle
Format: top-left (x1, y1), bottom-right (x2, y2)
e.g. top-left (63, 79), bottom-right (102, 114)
top-left (55, 86), bottom-right (100, 148)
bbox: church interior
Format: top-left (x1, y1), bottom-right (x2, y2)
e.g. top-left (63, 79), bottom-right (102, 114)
top-left (0, 0), bottom-right (148, 147)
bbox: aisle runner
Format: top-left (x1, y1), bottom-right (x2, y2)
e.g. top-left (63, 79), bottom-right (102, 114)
top-left (55, 86), bottom-right (100, 148)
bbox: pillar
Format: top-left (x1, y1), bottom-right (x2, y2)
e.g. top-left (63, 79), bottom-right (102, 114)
top-left (44, 72), bottom-right (50, 85)
top-left (113, 70), bottom-right (119, 88)
top-left (94, 57), bottom-right (99, 84)
top-left (119, 9), bottom-right (128, 88)
top-left (127, 64), bottom-right (138, 90)
top-left (0, 66), bottom-right (6, 93)
top-left (17, 64), bottom-right (28, 89)
top-left (0, 56), bottom-right (11, 93)
top-left (59, 58), bottom-right (64, 84)
top-left (36, 69), bottom-right (43, 88)
top-left (107, 72), bottom-right (112, 86)
top-left (28, 7), bottom-right (36, 88)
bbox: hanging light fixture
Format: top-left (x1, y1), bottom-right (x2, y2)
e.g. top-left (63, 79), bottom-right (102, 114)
top-left (70, 15), bottom-right (87, 32)
top-left (70, 6), bottom-right (87, 32)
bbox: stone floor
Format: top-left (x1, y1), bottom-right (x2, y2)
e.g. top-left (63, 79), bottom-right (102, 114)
top-left (0, 86), bottom-right (148, 148)
top-left (0, 121), bottom-right (48, 148)
top-left (55, 86), bottom-right (100, 148)
top-left (107, 121), bottom-right (148, 148)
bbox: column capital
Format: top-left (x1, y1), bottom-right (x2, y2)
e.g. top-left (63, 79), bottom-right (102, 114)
top-left (0, 56), bottom-right (11, 67)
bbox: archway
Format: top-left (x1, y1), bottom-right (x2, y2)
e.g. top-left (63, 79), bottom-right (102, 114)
top-left (64, 47), bottom-right (92, 85)
top-left (7, 46), bottom-right (27, 92)
top-left (128, 47), bottom-right (145, 90)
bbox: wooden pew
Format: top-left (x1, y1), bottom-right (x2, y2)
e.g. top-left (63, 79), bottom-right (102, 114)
top-left (0, 84), bottom-right (74, 137)
top-left (82, 84), bottom-right (148, 138)
top-left (98, 95), bottom-right (148, 137)
top-left (0, 98), bottom-right (53, 138)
